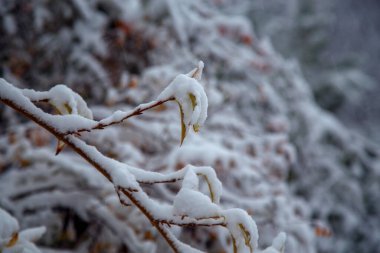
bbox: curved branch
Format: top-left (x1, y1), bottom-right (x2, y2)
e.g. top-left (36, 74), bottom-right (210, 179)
top-left (0, 82), bottom-right (182, 252)
top-left (1, 78), bottom-right (260, 253)
top-left (0, 80), bottom-right (224, 253)
top-left (69, 97), bottom-right (175, 134)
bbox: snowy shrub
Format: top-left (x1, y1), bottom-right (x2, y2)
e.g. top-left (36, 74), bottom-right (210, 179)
top-left (0, 63), bottom-right (290, 253)
top-left (0, 208), bottom-right (45, 253)
top-left (1, 1), bottom-right (379, 253)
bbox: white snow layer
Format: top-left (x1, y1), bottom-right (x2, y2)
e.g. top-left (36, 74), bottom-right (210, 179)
top-left (0, 208), bottom-right (46, 253)
top-left (224, 208), bottom-right (259, 253)
top-left (173, 169), bottom-right (221, 218)
top-left (0, 208), bottom-right (19, 246)
top-left (260, 232), bottom-right (287, 253)
top-left (0, 79), bottom-right (96, 133)
top-left (22, 84), bottom-right (93, 119)
top-left (157, 62), bottom-right (208, 133)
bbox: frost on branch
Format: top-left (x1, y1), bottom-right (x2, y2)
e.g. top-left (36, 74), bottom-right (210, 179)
top-left (0, 208), bottom-right (45, 253)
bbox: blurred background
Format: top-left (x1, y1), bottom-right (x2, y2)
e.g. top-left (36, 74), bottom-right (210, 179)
top-left (1, 1), bottom-right (379, 253)
top-left (250, 0), bottom-right (380, 143)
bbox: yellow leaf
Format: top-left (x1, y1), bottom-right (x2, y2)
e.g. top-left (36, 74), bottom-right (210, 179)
top-left (231, 235), bottom-right (238, 253)
top-left (55, 140), bottom-right (66, 155)
top-left (6, 233), bottom-right (18, 247)
top-left (193, 124), bottom-right (200, 132)
top-left (189, 93), bottom-right (197, 110)
top-left (176, 100), bottom-right (187, 145)
top-left (64, 103), bottom-right (72, 114)
top-left (189, 94), bottom-right (201, 132)
top-left (239, 224), bottom-right (253, 253)
top-left (200, 174), bottom-right (215, 202)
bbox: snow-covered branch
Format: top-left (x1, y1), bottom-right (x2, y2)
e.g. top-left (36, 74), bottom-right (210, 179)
top-left (0, 63), bottom-right (265, 253)
top-left (0, 208), bottom-right (46, 253)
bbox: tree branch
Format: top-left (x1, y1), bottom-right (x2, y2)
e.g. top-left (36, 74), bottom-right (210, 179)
top-left (68, 98), bottom-right (175, 134)
top-left (0, 81), bottom-right (221, 253)
top-left (0, 86), bottom-right (183, 252)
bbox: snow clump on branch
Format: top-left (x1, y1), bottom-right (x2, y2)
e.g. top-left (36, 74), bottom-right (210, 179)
top-left (158, 61), bottom-right (208, 144)
top-left (0, 208), bottom-right (46, 253)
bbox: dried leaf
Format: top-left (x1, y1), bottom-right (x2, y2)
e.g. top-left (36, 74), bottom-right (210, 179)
top-left (314, 225), bottom-right (332, 237)
top-left (176, 101), bottom-right (187, 145)
top-left (6, 233), bottom-right (18, 247)
top-left (189, 93), bottom-right (197, 109)
top-left (200, 174), bottom-right (215, 202)
top-left (64, 103), bottom-right (72, 114)
top-left (231, 235), bottom-right (238, 253)
top-left (55, 140), bottom-right (65, 155)
top-left (239, 223), bottom-right (253, 252)
top-left (189, 93), bottom-right (201, 132)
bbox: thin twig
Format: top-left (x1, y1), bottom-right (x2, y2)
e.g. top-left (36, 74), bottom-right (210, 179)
top-left (68, 97), bottom-right (175, 134)
top-left (0, 95), bottom-right (182, 252)
top-left (0, 77), bottom-right (236, 253)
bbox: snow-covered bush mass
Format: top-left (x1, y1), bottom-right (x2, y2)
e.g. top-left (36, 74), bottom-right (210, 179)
top-left (0, 208), bottom-right (46, 253)
top-left (0, 1), bottom-right (379, 253)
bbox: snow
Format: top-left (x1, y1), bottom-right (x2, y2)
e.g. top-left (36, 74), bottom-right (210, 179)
top-left (22, 84), bottom-right (93, 119)
top-left (271, 232), bottom-right (286, 252)
top-left (186, 61), bottom-right (204, 81)
top-left (98, 110), bottom-right (128, 125)
top-left (0, 208), bottom-right (19, 247)
top-left (0, 208), bottom-right (45, 253)
top-left (0, 24), bottom-right (296, 251)
top-left (0, 79), bottom-right (97, 133)
top-left (98, 100), bottom-right (158, 126)
top-left (173, 169), bottom-right (221, 219)
top-left (0, 65), bottom-right (289, 253)
top-left (163, 226), bottom-right (204, 253)
top-left (19, 227), bottom-right (47, 243)
top-left (3, 241), bottom-right (41, 253)
top-left (223, 208), bottom-right (259, 253)
top-left (126, 164), bottom-right (222, 203)
top-left (157, 62), bottom-right (208, 136)
top-left (181, 168), bottom-right (199, 190)
top-left (166, 140), bottom-right (239, 175)
top-left (4, 0), bottom-right (377, 252)
top-left (173, 188), bottom-right (221, 218)
top-left (67, 136), bottom-right (139, 190)
top-left (48, 85), bottom-right (93, 119)
top-left (260, 232), bottom-right (286, 253)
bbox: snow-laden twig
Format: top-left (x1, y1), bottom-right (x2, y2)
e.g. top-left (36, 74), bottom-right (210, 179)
top-left (0, 63), bottom-right (263, 253)
top-left (0, 208), bottom-right (46, 253)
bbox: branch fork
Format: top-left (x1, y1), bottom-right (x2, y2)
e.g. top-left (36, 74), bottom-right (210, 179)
top-left (0, 62), bottom-right (263, 253)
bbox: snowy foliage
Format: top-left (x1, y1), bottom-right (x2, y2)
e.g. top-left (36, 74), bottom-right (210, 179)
top-left (0, 208), bottom-right (45, 253)
top-left (0, 1), bottom-right (379, 253)
top-left (0, 66), bottom-right (264, 253)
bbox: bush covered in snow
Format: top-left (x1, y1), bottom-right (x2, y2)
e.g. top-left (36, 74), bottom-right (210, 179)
top-left (1, 1), bottom-right (379, 253)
